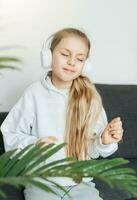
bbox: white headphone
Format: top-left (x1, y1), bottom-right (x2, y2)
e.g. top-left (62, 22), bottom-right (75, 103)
top-left (40, 36), bottom-right (53, 73)
top-left (40, 36), bottom-right (92, 77)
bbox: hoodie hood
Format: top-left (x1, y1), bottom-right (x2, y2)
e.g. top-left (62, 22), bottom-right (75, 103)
top-left (40, 71), bottom-right (70, 97)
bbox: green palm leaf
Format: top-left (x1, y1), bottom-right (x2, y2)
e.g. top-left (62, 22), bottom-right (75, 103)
top-left (0, 57), bottom-right (21, 62)
top-left (0, 149), bottom-right (17, 175)
top-left (0, 190), bottom-right (6, 198)
top-left (0, 56), bottom-right (22, 70)
top-left (0, 143), bottom-right (137, 199)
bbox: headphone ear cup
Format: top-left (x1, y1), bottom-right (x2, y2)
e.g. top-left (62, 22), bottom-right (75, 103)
top-left (40, 48), bottom-right (52, 72)
top-left (81, 58), bottom-right (92, 77)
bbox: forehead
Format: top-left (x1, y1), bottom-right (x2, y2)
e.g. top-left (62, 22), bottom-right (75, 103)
top-left (56, 36), bottom-right (89, 55)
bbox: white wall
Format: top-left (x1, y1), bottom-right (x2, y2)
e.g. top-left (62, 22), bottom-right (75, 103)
top-left (0, 0), bottom-right (137, 111)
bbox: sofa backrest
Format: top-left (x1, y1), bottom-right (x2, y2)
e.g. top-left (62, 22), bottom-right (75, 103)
top-left (96, 84), bottom-right (137, 159)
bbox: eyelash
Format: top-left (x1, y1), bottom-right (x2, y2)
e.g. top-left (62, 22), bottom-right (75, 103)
top-left (61, 53), bottom-right (69, 57)
top-left (61, 53), bottom-right (84, 62)
top-left (78, 59), bottom-right (84, 62)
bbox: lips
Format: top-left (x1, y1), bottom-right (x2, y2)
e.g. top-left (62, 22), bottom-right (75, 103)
top-left (63, 68), bottom-right (76, 73)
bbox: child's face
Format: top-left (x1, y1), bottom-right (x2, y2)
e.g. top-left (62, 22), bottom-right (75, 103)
top-left (51, 36), bottom-right (89, 87)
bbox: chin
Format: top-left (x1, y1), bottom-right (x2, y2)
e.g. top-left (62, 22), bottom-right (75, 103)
top-left (62, 77), bottom-right (74, 82)
top-left (63, 74), bottom-right (79, 81)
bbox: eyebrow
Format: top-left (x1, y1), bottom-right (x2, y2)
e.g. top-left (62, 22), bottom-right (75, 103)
top-left (61, 48), bottom-right (86, 56)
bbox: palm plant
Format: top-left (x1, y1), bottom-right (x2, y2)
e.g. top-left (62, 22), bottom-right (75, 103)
top-left (0, 143), bottom-right (137, 199)
top-left (0, 17), bottom-right (22, 71)
top-left (0, 56), bottom-right (21, 71)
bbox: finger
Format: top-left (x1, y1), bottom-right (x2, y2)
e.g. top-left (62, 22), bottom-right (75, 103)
top-left (109, 130), bottom-right (124, 137)
top-left (107, 137), bottom-right (120, 143)
top-left (109, 121), bottom-right (122, 129)
top-left (112, 134), bottom-right (123, 143)
top-left (113, 134), bottom-right (122, 140)
top-left (47, 136), bottom-right (58, 141)
top-left (114, 135), bottom-right (123, 142)
top-left (41, 136), bottom-right (58, 142)
top-left (109, 124), bottom-right (122, 129)
top-left (46, 138), bottom-right (57, 144)
top-left (110, 117), bottom-right (121, 124)
top-left (111, 137), bottom-right (122, 143)
top-left (37, 137), bottom-right (58, 145)
top-left (109, 120), bottom-right (122, 127)
top-left (37, 139), bottom-right (49, 144)
top-left (108, 121), bottom-right (123, 131)
top-left (108, 125), bottom-right (123, 132)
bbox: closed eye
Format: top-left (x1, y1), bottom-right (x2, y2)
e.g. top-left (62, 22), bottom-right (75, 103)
top-left (61, 53), bottom-right (69, 57)
top-left (78, 59), bottom-right (84, 62)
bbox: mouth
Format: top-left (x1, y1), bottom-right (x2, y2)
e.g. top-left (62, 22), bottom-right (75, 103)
top-left (63, 68), bottom-right (76, 73)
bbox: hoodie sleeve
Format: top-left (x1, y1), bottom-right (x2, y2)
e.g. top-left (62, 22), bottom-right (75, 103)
top-left (88, 107), bottom-right (118, 159)
top-left (0, 88), bottom-right (37, 151)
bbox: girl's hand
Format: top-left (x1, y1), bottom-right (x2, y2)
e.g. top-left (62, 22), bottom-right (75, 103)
top-left (36, 136), bottom-right (58, 145)
top-left (101, 117), bottom-right (123, 145)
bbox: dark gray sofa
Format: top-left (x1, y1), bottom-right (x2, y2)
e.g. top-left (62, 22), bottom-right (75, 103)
top-left (94, 84), bottom-right (137, 200)
top-left (0, 84), bottom-right (137, 200)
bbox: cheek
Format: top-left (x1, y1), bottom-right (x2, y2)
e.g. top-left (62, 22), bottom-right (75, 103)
top-left (52, 55), bottom-right (66, 68)
top-left (52, 55), bottom-right (58, 66)
top-left (77, 62), bottom-right (85, 72)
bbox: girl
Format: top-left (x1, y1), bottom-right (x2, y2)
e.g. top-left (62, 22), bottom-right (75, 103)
top-left (1, 28), bottom-right (123, 200)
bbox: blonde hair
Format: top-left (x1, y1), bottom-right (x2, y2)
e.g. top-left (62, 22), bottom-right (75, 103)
top-left (50, 28), bottom-right (102, 160)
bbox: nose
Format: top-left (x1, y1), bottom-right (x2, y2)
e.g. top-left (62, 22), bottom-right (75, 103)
top-left (67, 57), bottom-right (75, 66)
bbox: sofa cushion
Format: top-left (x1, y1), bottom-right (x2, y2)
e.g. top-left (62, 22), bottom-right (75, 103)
top-left (95, 84), bottom-right (137, 159)
top-left (0, 185), bottom-right (25, 200)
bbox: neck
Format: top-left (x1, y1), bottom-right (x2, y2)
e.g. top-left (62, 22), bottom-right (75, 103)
top-left (51, 73), bottom-right (72, 89)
